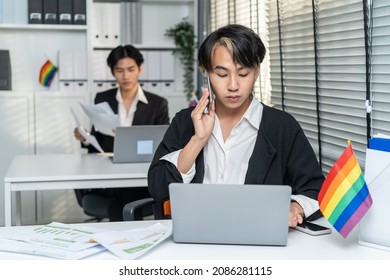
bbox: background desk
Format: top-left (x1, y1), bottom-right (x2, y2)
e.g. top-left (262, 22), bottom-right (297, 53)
top-left (0, 220), bottom-right (389, 260)
top-left (4, 154), bottom-right (149, 227)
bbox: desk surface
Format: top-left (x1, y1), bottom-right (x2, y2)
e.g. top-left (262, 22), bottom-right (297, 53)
top-left (0, 219), bottom-right (389, 260)
top-left (4, 154), bottom-right (149, 184)
top-left (3, 154), bottom-right (150, 226)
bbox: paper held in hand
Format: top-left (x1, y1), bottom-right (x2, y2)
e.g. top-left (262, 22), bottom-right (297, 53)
top-left (70, 107), bottom-right (105, 153)
top-left (79, 102), bottom-right (119, 137)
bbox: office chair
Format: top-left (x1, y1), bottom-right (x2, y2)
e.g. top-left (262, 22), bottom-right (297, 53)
top-left (74, 189), bottom-right (110, 222)
top-left (122, 199), bottom-right (171, 221)
top-left (75, 189), bottom-right (155, 222)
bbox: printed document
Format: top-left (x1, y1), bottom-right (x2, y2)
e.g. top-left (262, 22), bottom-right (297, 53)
top-left (0, 222), bottom-right (106, 259)
top-left (0, 239), bottom-right (104, 260)
top-left (0, 222), bottom-right (171, 260)
top-left (90, 222), bottom-right (172, 259)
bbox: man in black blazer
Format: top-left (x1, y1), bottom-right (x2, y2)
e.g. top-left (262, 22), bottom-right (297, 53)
top-left (148, 25), bottom-right (324, 227)
top-left (84, 87), bottom-right (169, 154)
top-left (74, 45), bottom-right (169, 221)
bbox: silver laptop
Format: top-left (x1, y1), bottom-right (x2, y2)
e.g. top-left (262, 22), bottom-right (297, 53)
top-left (112, 125), bottom-right (168, 163)
top-left (169, 183), bottom-right (292, 246)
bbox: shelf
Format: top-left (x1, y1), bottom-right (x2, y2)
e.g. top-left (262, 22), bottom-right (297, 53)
top-left (0, 24), bottom-right (87, 31)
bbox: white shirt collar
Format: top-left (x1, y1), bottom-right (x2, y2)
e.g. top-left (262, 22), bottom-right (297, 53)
top-left (213, 96), bottom-right (263, 136)
top-left (242, 96), bottom-right (263, 130)
top-left (115, 84), bottom-right (148, 105)
top-left (115, 84), bottom-right (148, 126)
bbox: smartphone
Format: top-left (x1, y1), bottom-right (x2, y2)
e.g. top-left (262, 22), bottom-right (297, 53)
top-left (203, 73), bottom-right (214, 114)
top-left (293, 221), bottom-right (332, 236)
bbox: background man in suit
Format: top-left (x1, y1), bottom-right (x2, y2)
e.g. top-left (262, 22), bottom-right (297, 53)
top-left (74, 45), bottom-right (169, 221)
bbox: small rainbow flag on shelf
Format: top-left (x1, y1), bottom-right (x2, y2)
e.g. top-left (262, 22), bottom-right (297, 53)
top-left (39, 59), bottom-right (58, 87)
top-left (318, 141), bottom-right (373, 238)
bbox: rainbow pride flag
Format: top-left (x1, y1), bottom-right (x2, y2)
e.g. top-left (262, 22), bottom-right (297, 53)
top-left (39, 59), bottom-right (58, 87)
top-left (318, 143), bottom-right (373, 238)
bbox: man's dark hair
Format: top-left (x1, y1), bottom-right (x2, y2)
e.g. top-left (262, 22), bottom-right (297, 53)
top-left (198, 24), bottom-right (266, 72)
top-left (107, 45), bottom-right (144, 72)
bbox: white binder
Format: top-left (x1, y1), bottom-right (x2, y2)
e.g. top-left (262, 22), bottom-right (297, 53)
top-left (58, 49), bottom-right (74, 93)
top-left (359, 148), bottom-right (390, 251)
top-left (91, 3), bottom-right (103, 47)
top-left (146, 51), bottom-right (161, 93)
top-left (161, 50), bottom-right (175, 93)
top-left (73, 50), bottom-right (87, 92)
top-left (101, 3), bottom-right (120, 47)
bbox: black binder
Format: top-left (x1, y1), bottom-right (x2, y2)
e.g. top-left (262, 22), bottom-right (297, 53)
top-left (73, 0), bottom-right (86, 25)
top-left (58, 0), bottom-right (73, 24)
top-left (43, 0), bottom-right (58, 24)
top-left (28, 0), bottom-right (43, 24)
top-left (0, 50), bottom-right (12, 90)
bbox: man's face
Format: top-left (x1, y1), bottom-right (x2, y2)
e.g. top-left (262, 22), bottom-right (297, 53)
top-left (209, 46), bottom-right (259, 112)
top-left (112, 57), bottom-right (142, 92)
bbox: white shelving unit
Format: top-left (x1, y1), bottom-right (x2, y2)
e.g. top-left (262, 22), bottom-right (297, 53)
top-left (0, 0), bottom-right (197, 226)
top-left (0, 0), bottom-right (92, 226)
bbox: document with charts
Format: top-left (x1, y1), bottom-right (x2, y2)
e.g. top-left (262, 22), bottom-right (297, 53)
top-left (0, 222), bottom-right (105, 259)
top-left (90, 222), bottom-right (172, 259)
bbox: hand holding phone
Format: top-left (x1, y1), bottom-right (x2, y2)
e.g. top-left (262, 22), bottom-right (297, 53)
top-left (203, 73), bottom-right (214, 114)
top-left (293, 221), bottom-right (332, 236)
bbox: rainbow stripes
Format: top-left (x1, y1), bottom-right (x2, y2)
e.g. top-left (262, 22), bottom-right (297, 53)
top-left (318, 144), bottom-right (373, 238)
top-left (39, 60), bottom-right (58, 87)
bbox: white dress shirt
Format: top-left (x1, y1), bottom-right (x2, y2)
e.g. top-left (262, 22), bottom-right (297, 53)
top-left (116, 85), bottom-right (148, 126)
top-left (161, 97), bottom-right (319, 217)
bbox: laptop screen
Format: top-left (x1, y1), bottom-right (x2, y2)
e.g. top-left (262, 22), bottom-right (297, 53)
top-left (169, 183), bottom-right (291, 246)
top-left (112, 125), bottom-right (168, 163)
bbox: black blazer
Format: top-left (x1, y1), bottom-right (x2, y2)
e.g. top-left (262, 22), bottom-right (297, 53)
top-left (148, 104), bottom-right (324, 219)
top-left (85, 88), bottom-right (170, 153)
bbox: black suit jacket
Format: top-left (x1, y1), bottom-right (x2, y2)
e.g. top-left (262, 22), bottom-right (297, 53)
top-left (85, 88), bottom-right (170, 153)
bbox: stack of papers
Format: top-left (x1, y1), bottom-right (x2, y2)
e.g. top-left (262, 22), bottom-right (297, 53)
top-left (0, 222), bottom-right (105, 259)
top-left (0, 222), bottom-right (172, 260)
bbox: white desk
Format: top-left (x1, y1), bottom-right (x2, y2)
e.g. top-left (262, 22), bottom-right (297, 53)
top-left (4, 154), bottom-right (149, 227)
top-left (0, 219), bottom-right (389, 260)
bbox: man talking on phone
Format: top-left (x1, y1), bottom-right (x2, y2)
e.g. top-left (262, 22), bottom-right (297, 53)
top-left (148, 24), bottom-right (324, 227)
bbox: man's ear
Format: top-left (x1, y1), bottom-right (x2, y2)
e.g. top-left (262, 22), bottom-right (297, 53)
top-left (139, 64), bottom-right (144, 75)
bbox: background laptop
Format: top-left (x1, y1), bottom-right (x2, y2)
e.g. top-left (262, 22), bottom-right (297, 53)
top-left (112, 125), bottom-right (168, 163)
top-left (169, 183), bottom-right (292, 246)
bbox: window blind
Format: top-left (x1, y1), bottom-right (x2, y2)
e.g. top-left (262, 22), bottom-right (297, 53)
top-left (268, 0), bottom-right (320, 157)
top-left (208, 0), bottom-right (375, 174)
top-left (209, 0), bottom-right (270, 103)
top-left (268, 0), bottom-right (367, 173)
top-left (209, 0), bottom-right (230, 29)
top-left (316, 0), bottom-right (367, 171)
top-left (370, 0), bottom-right (390, 137)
